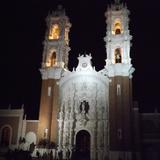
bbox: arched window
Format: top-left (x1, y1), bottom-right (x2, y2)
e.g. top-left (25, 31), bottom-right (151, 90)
top-left (46, 51), bottom-right (57, 67)
top-left (112, 20), bottom-right (123, 35)
top-left (0, 126), bottom-right (11, 146)
top-left (115, 22), bottom-right (121, 34)
top-left (51, 52), bottom-right (56, 66)
top-left (115, 28), bottom-right (121, 34)
top-left (115, 48), bottom-right (122, 63)
top-left (48, 24), bottom-right (60, 40)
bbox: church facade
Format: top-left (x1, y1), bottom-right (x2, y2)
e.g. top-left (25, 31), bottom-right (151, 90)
top-left (37, 2), bottom-right (136, 160)
top-left (1, 1), bottom-right (160, 160)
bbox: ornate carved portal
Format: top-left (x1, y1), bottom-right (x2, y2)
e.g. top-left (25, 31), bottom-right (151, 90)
top-left (115, 48), bottom-right (122, 63)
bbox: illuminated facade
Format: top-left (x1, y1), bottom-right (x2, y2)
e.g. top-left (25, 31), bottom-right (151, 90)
top-left (37, 2), bottom-right (137, 160)
top-left (1, 1), bottom-right (160, 160)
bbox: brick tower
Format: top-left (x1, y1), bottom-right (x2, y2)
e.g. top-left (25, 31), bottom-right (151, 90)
top-left (38, 5), bottom-right (71, 143)
top-left (104, 1), bottom-right (135, 159)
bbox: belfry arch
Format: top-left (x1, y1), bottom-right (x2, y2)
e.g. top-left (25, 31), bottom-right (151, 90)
top-left (115, 48), bottom-right (122, 63)
top-left (50, 51), bottom-right (56, 66)
top-left (112, 19), bottom-right (123, 35)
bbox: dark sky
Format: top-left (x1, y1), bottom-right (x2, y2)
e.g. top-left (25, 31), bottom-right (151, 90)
top-left (1, 0), bottom-right (160, 119)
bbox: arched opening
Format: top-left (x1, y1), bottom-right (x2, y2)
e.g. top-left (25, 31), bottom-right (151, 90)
top-left (115, 28), bottom-right (121, 34)
top-left (0, 126), bottom-right (11, 146)
top-left (51, 52), bottom-right (56, 66)
top-left (112, 20), bottom-right (123, 35)
top-left (115, 48), bottom-right (122, 63)
top-left (75, 130), bottom-right (90, 160)
top-left (48, 24), bottom-right (60, 40)
top-left (46, 51), bottom-right (57, 67)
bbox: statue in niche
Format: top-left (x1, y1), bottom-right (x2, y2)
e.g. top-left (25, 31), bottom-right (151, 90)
top-left (115, 48), bottom-right (122, 63)
top-left (80, 101), bottom-right (89, 114)
top-left (77, 101), bottom-right (89, 126)
top-left (50, 52), bottom-right (56, 66)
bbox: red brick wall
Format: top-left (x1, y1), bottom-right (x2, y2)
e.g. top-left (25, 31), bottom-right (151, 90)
top-left (109, 76), bottom-right (133, 151)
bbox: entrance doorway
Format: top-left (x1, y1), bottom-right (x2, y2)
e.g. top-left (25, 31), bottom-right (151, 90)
top-left (75, 130), bottom-right (90, 160)
top-left (1, 126), bottom-right (11, 146)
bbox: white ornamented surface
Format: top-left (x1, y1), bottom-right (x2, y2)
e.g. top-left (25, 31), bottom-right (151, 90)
top-left (105, 63), bottom-right (135, 78)
top-left (57, 54), bottom-right (109, 160)
top-left (39, 2), bottom-right (135, 160)
top-left (104, 2), bottom-right (135, 80)
top-left (40, 67), bottom-right (64, 80)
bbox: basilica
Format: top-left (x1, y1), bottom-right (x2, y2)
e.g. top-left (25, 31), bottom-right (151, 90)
top-left (0, 1), bottom-right (160, 160)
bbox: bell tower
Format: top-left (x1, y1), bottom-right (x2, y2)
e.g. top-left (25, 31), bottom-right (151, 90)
top-left (42, 5), bottom-right (71, 69)
top-left (104, 1), bottom-right (135, 160)
top-left (38, 5), bottom-right (71, 143)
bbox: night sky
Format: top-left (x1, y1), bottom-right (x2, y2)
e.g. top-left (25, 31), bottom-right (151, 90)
top-left (1, 0), bottom-right (160, 119)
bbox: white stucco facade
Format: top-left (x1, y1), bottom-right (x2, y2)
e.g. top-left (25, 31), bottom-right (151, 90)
top-left (57, 55), bottom-right (109, 159)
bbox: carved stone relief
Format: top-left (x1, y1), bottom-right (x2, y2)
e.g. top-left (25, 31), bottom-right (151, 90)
top-left (58, 66), bottom-right (109, 159)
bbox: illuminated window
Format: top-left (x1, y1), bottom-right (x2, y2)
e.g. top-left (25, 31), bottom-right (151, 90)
top-left (112, 20), bottom-right (123, 35)
top-left (46, 51), bottom-right (56, 67)
top-left (50, 52), bottom-right (56, 66)
top-left (115, 48), bottom-right (122, 63)
top-left (115, 28), bottom-right (121, 34)
top-left (48, 24), bottom-right (60, 40)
